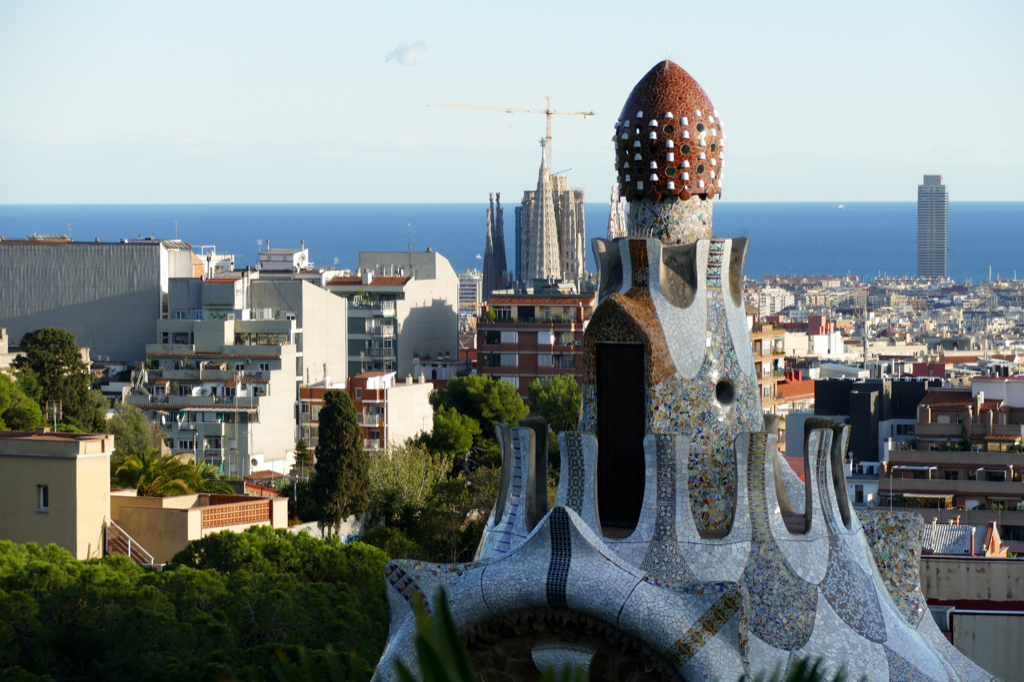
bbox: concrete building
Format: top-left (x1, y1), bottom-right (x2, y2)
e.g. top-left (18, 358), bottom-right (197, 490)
top-left (482, 194), bottom-right (508, 302)
top-left (299, 371), bottom-right (433, 453)
top-left (0, 236), bottom-right (199, 362)
top-left (0, 429), bottom-right (114, 560)
top-left (918, 174), bottom-right (949, 279)
top-left (126, 274), bottom-right (348, 475)
top-left (517, 162), bottom-right (586, 284)
top-left (327, 250), bottom-right (459, 379)
top-left (458, 269), bottom-right (483, 326)
top-left (477, 292), bottom-right (596, 395)
top-left (109, 490), bottom-right (288, 564)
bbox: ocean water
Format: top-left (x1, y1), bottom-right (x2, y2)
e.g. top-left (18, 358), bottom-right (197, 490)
top-left (1, 202), bottom-right (1022, 283)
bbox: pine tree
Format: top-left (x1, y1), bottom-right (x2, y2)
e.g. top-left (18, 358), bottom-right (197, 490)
top-left (294, 438), bottom-right (312, 478)
top-left (312, 390), bottom-right (370, 533)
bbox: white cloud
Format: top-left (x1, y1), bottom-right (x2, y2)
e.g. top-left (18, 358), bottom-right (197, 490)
top-left (385, 40), bottom-right (426, 67)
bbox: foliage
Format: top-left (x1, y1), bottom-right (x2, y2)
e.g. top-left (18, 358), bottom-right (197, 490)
top-left (312, 390), bottom-right (370, 533)
top-left (367, 442), bottom-right (453, 523)
top-left (419, 406), bottom-right (480, 458)
top-left (295, 439), bottom-right (313, 477)
top-left (428, 375), bottom-right (529, 452)
top-left (112, 447), bottom-right (233, 496)
top-left (11, 327), bottom-right (104, 431)
top-left (527, 375), bottom-right (582, 434)
top-left (107, 402), bottom-right (164, 455)
top-left (360, 527), bottom-right (424, 561)
top-left (13, 366), bottom-right (44, 405)
top-left (0, 373), bottom-right (45, 431)
top-left (743, 656), bottom-right (848, 682)
top-left (0, 528), bottom-right (388, 681)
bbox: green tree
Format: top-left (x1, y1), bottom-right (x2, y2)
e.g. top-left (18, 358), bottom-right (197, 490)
top-left (367, 442), bottom-right (453, 529)
top-left (11, 327), bottom-right (102, 431)
top-left (107, 402), bottom-right (163, 455)
top-left (420, 406), bottom-right (480, 457)
top-left (13, 366), bottom-right (44, 405)
top-left (295, 438), bottom-right (313, 477)
top-left (312, 390), bottom-right (370, 533)
top-left (112, 447), bottom-right (233, 496)
top-left (528, 375), bottom-right (582, 433)
top-left (0, 373), bottom-right (45, 431)
top-left (429, 375), bottom-right (529, 449)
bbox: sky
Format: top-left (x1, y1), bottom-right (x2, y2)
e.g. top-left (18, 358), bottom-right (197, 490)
top-left (1, 0), bottom-right (1022, 204)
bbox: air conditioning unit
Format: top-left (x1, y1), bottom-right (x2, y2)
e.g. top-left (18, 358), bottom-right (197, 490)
top-left (574, 341), bottom-right (582, 346)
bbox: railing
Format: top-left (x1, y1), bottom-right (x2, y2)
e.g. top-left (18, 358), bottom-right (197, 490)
top-left (367, 348), bottom-right (396, 358)
top-left (350, 299), bottom-right (397, 315)
top-left (363, 439), bottom-right (382, 451)
top-left (104, 516), bottom-right (160, 567)
top-left (360, 414), bottom-right (382, 427)
top-left (200, 499), bottom-right (271, 530)
top-left (369, 325), bottom-right (395, 338)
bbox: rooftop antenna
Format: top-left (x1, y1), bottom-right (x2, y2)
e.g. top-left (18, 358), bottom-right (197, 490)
top-left (175, 220), bottom-right (178, 240)
top-left (403, 223), bottom-right (414, 252)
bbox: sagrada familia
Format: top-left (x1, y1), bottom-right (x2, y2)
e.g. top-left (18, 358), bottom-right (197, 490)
top-left (375, 62), bottom-right (1000, 682)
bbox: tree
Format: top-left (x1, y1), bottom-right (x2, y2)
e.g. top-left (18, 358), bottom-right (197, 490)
top-left (528, 375), bottom-right (582, 433)
top-left (0, 373), bottom-right (45, 431)
top-left (107, 402), bottom-right (163, 455)
top-left (294, 438), bottom-right (313, 478)
top-left (112, 447), bottom-right (233, 496)
top-left (12, 327), bottom-right (102, 431)
top-left (429, 375), bottom-right (529, 449)
top-left (367, 442), bottom-right (453, 529)
top-left (420, 406), bottom-right (480, 458)
top-left (312, 390), bottom-right (370, 533)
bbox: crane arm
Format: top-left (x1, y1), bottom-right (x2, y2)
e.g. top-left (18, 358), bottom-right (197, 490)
top-left (427, 102), bottom-right (593, 117)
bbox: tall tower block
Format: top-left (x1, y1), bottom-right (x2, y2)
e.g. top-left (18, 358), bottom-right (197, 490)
top-left (917, 174), bottom-right (948, 278)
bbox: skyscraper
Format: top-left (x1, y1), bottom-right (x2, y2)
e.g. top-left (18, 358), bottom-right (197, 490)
top-left (917, 174), bottom-right (948, 279)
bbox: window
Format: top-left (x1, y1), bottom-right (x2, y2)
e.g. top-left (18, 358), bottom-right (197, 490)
top-left (912, 470), bottom-right (929, 480)
top-left (957, 415), bottom-right (963, 424)
top-left (204, 437), bottom-right (222, 450)
top-left (500, 331), bottom-right (518, 344)
top-left (967, 469), bottom-right (978, 481)
top-left (355, 388), bottom-right (362, 399)
top-left (854, 485), bottom-right (864, 504)
top-left (945, 470), bottom-right (959, 480)
top-left (500, 354), bottom-right (518, 367)
top-left (312, 406), bottom-right (321, 420)
top-left (559, 331), bottom-right (575, 345)
top-left (538, 331), bottom-right (555, 346)
top-left (484, 331), bottom-right (501, 345)
top-left (370, 430), bottom-right (380, 441)
top-left (558, 355), bottom-right (576, 369)
top-left (986, 470), bottom-right (1007, 482)
top-left (538, 355), bottom-right (553, 367)
top-left (259, 363), bottom-right (270, 372)
top-left (38, 485), bottom-right (49, 511)
top-left (493, 307), bottom-right (512, 321)
top-left (171, 332), bottom-right (190, 344)
top-left (177, 440), bottom-right (195, 450)
top-left (235, 363), bottom-right (245, 371)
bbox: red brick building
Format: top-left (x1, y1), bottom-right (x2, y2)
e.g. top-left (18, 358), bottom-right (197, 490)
top-left (476, 292), bottom-right (596, 396)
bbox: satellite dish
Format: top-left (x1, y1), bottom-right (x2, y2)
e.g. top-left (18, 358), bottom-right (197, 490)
top-left (251, 458), bottom-right (259, 467)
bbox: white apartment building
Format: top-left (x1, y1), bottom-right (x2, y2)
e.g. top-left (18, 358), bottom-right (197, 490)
top-left (127, 273), bottom-right (347, 475)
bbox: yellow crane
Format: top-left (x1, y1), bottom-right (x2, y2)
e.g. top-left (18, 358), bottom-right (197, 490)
top-left (427, 95), bottom-right (594, 169)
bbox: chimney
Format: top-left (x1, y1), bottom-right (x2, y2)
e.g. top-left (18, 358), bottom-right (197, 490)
top-left (301, 239), bottom-right (305, 251)
top-left (36, 427), bottom-right (50, 435)
top-left (953, 515), bottom-right (960, 525)
top-left (406, 374), bottom-right (413, 385)
top-left (970, 527), bottom-right (976, 556)
top-left (418, 373), bottom-right (425, 384)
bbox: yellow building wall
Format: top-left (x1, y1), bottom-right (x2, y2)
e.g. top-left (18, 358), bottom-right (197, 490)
top-left (116, 506), bottom-right (197, 565)
top-left (75, 455), bottom-right (110, 559)
top-left (0, 453), bottom-right (107, 560)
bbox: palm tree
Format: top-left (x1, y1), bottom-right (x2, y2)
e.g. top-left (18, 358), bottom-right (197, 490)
top-left (113, 447), bottom-right (232, 496)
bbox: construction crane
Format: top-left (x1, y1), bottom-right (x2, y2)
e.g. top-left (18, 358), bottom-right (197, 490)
top-left (427, 95), bottom-right (594, 169)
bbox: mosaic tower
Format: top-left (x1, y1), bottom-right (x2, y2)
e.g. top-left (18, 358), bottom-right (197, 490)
top-left (373, 62), bottom-right (999, 682)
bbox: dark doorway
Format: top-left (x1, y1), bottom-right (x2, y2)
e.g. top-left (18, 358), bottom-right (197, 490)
top-left (596, 342), bottom-right (646, 535)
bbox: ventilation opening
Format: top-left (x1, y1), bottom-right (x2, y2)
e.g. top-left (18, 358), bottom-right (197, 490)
top-left (830, 427), bottom-right (853, 530)
top-left (715, 379), bottom-right (734, 406)
top-left (596, 342), bottom-right (645, 538)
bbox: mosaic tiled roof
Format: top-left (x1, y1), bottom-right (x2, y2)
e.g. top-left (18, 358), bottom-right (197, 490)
top-left (614, 61), bottom-right (724, 202)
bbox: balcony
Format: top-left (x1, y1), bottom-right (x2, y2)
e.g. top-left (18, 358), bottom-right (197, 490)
top-left (360, 414), bottom-right (382, 427)
top-left (368, 324), bottom-right (395, 338)
top-left (367, 347), bottom-right (396, 359)
top-left (350, 299), bottom-right (397, 317)
top-left (363, 439), bottom-right (382, 451)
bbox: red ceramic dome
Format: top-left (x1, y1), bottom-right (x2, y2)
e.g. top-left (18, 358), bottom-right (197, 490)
top-left (614, 61), bottom-right (724, 202)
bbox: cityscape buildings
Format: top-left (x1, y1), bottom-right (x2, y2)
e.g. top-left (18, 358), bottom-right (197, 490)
top-left (481, 193), bottom-right (507, 301)
top-left (516, 158), bottom-right (586, 286)
top-left (917, 174), bottom-right (949, 279)
top-left (326, 250), bottom-right (459, 379)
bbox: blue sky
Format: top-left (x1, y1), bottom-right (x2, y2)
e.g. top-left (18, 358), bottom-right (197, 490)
top-left (1, 0), bottom-right (1022, 203)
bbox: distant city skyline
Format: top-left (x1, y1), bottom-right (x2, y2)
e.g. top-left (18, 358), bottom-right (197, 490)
top-left (1, 1), bottom-right (1022, 204)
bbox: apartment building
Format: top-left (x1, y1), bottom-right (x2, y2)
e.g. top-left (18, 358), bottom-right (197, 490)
top-left (299, 371), bottom-right (433, 453)
top-left (0, 429), bottom-right (114, 560)
top-left (327, 250), bottom-right (459, 379)
top-left (126, 273), bottom-right (347, 475)
top-left (749, 311), bottom-right (787, 414)
top-left (0, 236), bottom-right (200, 362)
top-left (476, 292), bottom-right (596, 395)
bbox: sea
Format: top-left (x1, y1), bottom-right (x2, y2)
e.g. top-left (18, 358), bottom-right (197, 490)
top-left (1, 202), bottom-right (1022, 284)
